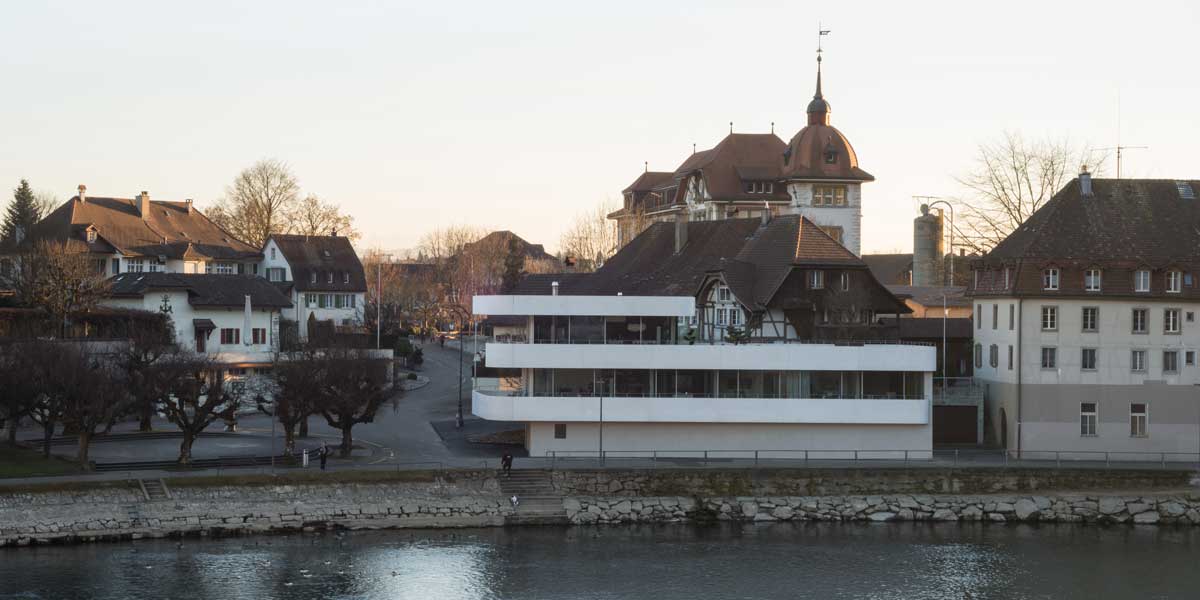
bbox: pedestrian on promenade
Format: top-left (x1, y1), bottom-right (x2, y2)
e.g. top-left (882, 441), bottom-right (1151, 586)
top-left (440, 334), bottom-right (446, 348)
top-left (501, 453), bottom-right (513, 477)
top-left (510, 495), bottom-right (519, 509)
top-left (318, 442), bottom-right (329, 471)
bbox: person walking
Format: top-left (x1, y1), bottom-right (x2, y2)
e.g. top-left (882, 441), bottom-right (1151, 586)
top-left (318, 442), bottom-right (329, 471)
top-left (501, 453), bottom-right (513, 477)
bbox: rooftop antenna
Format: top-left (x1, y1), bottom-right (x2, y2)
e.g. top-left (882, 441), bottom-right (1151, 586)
top-left (1092, 92), bottom-right (1147, 179)
top-left (644, 161), bottom-right (648, 173)
top-left (729, 121), bottom-right (733, 134)
top-left (771, 121), bottom-right (775, 134)
top-left (692, 143), bottom-right (696, 153)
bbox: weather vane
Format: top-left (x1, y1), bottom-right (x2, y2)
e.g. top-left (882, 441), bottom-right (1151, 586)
top-left (817, 23), bottom-right (830, 59)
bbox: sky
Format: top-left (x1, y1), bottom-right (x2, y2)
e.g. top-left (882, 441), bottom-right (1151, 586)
top-left (2, 0), bottom-right (1198, 255)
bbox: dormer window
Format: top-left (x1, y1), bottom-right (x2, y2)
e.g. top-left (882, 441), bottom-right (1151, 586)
top-left (86, 228), bottom-right (97, 243)
top-left (343, 272), bottom-right (350, 284)
top-left (744, 182), bottom-right (772, 194)
top-left (1167, 270), bottom-right (1182, 293)
top-left (823, 150), bottom-right (838, 164)
top-left (1134, 269), bottom-right (1150, 292)
top-left (1084, 269), bottom-right (1102, 292)
top-left (1042, 268), bottom-right (1059, 290)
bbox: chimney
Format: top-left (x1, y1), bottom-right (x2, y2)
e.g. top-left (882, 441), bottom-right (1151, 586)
top-left (761, 201), bottom-right (772, 226)
top-left (551, 281), bottom-right (559, 296)
top-left (185, 198), bottom-right (193, 213)
top-left (1079, 166), bottom-right (1093, 197)
top-left (674, 212), bottom-right (689, 254)
top-left (77, 184), bottom-right (87, 203)
top-left (330, 228), bottom-right (337, 237)
top-left (138, 191), bottom-right (151, 218)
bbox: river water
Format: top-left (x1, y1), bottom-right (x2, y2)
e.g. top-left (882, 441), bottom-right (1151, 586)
top-left (1, 523), bottom-right (1196, 599)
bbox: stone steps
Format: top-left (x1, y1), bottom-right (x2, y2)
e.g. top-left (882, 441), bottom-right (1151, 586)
top-left (139, 479), bottom-right (170, 502)
top-left (498, 470), bottom-right (567, 525)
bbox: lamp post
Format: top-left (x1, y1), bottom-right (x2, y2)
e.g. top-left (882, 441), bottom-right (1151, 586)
top-left (443, 304), bottom-right (471, 429)
top-left (918, 198), bottom-right (955, 285)
top-left (376, 254), bottom-right (392, 350)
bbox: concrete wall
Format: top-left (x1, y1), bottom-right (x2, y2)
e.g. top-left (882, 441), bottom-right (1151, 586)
top-left (526, 421), bottom-right (932, 458)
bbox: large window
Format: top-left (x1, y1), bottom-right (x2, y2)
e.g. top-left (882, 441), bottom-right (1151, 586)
top-left (812, 185), bottom-right (847, 207)
top-left (220, 328), bottom-right (240, 345)
top-left (1131, 349), bottom-right (1147, 372)
top-left (1041, 306), bottom-right (1057, 331)
top-left (1041, 347), bottom-right (1057, 369)
top-left (127, 258), bottom-right (145, 273)
top-left (1163, 350), bottom-right (1179, 373)
top-left (252, 328), bottom-right (266, 345)
top-left (1132, 308), bottom-right (1148, 334)
top-left (1167, 270), bottom-right (1182, 293)
top-left (1084, 269), bottom-right (1102, 291)
top-left (1042, 268), bottom-right (1059, 290)
top-left (809, 270), bottom-right (824, 289)
top-left (1165, 308), bottom-right (1181, 333)
top-left (1080, 403), bottom-right (1097, 436)
top-left (1081, 307), bottom-right (1098, 332)
top-left (1130, 403), bottom-right (1148, 437)
top-left (1081, 348), bottom-right (1097, 371)
top-left (1134, 269), bottom-right (1150, 292)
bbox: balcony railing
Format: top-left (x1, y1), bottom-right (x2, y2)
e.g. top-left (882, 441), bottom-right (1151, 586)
top-left (475, 389), bottom-right (926, 401)
top-left (490, 334), bottom-right (932, 347)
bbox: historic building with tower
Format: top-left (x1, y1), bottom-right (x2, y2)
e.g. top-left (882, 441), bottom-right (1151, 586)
top-left (609, 55), bottom-right (873, 256)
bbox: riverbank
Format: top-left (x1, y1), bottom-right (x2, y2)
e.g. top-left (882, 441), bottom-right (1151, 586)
top-left (2, 467), bottom-right (1199, 547)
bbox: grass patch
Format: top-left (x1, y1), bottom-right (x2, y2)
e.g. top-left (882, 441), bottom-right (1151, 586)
top-left (0, 444), bottom-right (82, 479)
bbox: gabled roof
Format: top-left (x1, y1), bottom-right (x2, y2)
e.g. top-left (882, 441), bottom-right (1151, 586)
top-left (886, 285), bottom-right (970, 308)
top-left (622, 171), bottom-right (675, 194)
top-left (980, 178), bottom-right (1200, 266)
top-left (268, 234), bottom-right (366, 292)
top-left (29, 195), bottom-right (260, 261)
top-left (520, 215), bottom-right (899, 313)
top-left (108, 273), bottom-right (293, 308)
top-left (460, 231), bottom-right (556, 263)
top-left (673, 133), bottom-right (791, 203)
top-left (863, 253), bottom-right (913, 285)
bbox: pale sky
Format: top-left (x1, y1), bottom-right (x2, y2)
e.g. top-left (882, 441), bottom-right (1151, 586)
top-left (2, 1), bottom-right (1197, 255)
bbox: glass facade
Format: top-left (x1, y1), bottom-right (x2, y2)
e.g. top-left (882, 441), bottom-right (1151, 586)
top-left (527, 369), bottom-right (924, 399)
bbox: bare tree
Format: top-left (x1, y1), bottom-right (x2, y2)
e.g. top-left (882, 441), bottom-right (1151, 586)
top-left (207, 158), bottom-right (301, 248)
top-left (951, 132), bottom-right (1104, 253)
top-left (17, 241), bottom-right (111, 337)
top-left (291, 194), bottom-right (359, 241)
top-left (32, 342), bottom-right (133, 470)
top-left (266, 347), bottom-right (325, 455)
top-left (0, 342), bottom-right (40, 446)
top-left (119, 308), bottom-right (178, 431)
top-left (157, 356), bottom-right (243, 464)
top-left (559, 201), bottom-right (619, 272)
top-left (315, 347), bottom-right (394, 457)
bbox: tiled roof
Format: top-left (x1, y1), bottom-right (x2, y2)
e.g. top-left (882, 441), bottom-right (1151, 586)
top-left (673, 134), bottom-right (791, 203)
top-left (461, 231), bottom-right (557, 263)
top-left (108, 273), bottom-right (293, 308)
top-left (780, 123), bottom-right (874, 181)
top-left (29, 195), bottom-right (260, 261)
top-left (886, 285), bottom-right (971, 308)
top-left (269, 234), bottom-right (366, 293)
top-left (973, 178), bottom-right (1200, 299)
top-left (863, 253), bottom-right (913, 285)
top-left (516, 215), bottom-right (902, 313)
top-left (621, 171), bottom-right (675, 194)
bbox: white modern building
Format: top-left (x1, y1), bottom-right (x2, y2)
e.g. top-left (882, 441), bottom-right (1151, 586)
top-left (473, 214), bottom-right (935, 458)
top-left (971, 174), bottom-right (1200, 459)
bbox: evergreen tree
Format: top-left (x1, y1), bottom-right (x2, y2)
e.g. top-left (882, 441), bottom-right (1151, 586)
top-left (2, 179), bottom-right (40, 245)
top-left (500, 236), bottom-right (525, 293)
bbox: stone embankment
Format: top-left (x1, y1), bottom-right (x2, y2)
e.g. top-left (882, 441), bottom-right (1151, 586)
top-left (564, 493), bottom-right (1200, 525)
top-left (0, 474), bottom-right (512, 547)
top-left (2, 468), bottom-right (1199, 547)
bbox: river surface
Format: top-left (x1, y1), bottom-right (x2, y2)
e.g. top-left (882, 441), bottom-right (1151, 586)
top-left (1, 523), bottom-right (1196, 599)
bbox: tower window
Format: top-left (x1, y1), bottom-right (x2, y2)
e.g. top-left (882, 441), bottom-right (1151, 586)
top-left (824, 150), bottom-right (838, 164)
top-left (813, 185), bottom-right (846, 207)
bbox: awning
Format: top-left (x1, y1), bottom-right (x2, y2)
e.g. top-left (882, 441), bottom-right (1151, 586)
top-left (193, 318), bottom-right (216, 330)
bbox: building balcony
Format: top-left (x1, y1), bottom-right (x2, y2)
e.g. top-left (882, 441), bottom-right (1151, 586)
top-left (472, 389), bottom-right (929, 425)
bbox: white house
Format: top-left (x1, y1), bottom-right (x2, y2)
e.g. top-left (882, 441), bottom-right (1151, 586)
top-left (261, 233), bottom-right (367, 342)
top-left (971, 174), bottom-right (1200, 460)
top-left (473, 214), bottom-right (935, 458)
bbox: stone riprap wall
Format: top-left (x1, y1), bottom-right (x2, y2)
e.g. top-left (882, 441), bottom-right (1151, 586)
top-left (552, 468), bottom-right (1196, 497)
top-left (0, 477), bottom-right (512, 547)
top-left (566, 493), bottom-right (1200, 525)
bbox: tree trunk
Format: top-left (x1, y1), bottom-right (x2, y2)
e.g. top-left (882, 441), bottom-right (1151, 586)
top-left (283, 424), bottom-right (296, 456)
top-left (4, 410), bottom-right (17, 446)
top-left (139, 403), bottom-right (153, 432)
top-left (299, 415), bottom-right (309, 438)
top-left (77, 430), bottom-right (92, 471)
top-left (340, 425), bottom-right (353, 458)
top-left (179, 430), bottom-right (195, 465)
top-left (41, 421), bottom-right (54, 458)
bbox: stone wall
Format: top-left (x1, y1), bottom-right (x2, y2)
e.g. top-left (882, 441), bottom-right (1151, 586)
top-left (0, 476), bottom-right (512, 547)
top-left (551, 468), bottom-right (1196, 497)
top-left (566, 493), bottom-right (1200, 525)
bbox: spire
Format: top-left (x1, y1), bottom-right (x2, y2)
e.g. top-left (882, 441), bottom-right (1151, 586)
top-left (807, 26), bottom-right (832, 126)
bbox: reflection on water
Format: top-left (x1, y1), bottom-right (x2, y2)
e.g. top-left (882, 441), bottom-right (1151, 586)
top-left (1, 523), bottom-right (1196, 599)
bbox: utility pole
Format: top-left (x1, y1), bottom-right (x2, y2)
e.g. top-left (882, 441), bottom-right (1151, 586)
top-left (376, 254), bottom-right (392, 349)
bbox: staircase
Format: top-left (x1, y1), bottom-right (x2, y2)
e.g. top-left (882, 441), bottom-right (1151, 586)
top-left (139, 478), bottom-right (171, 502)
top-left (498, 469), bottom-right (567, 525)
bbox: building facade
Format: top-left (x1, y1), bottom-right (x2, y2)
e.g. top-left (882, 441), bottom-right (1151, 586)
top-left (261, 234), bottom-right (367, 341)
top-left (473, 214), bottom-right (935, 457)
top-left (971, 175), bottom-right (1200, 459)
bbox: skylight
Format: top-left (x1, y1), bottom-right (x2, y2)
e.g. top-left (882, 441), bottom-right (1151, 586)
top-left (1176, 181), bottom-right (1195, 200)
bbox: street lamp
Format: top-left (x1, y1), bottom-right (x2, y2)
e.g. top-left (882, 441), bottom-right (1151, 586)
top-left (376, 254), bottom-right (392, 350)
top-left (442, 304), bottom-right (471, 428)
